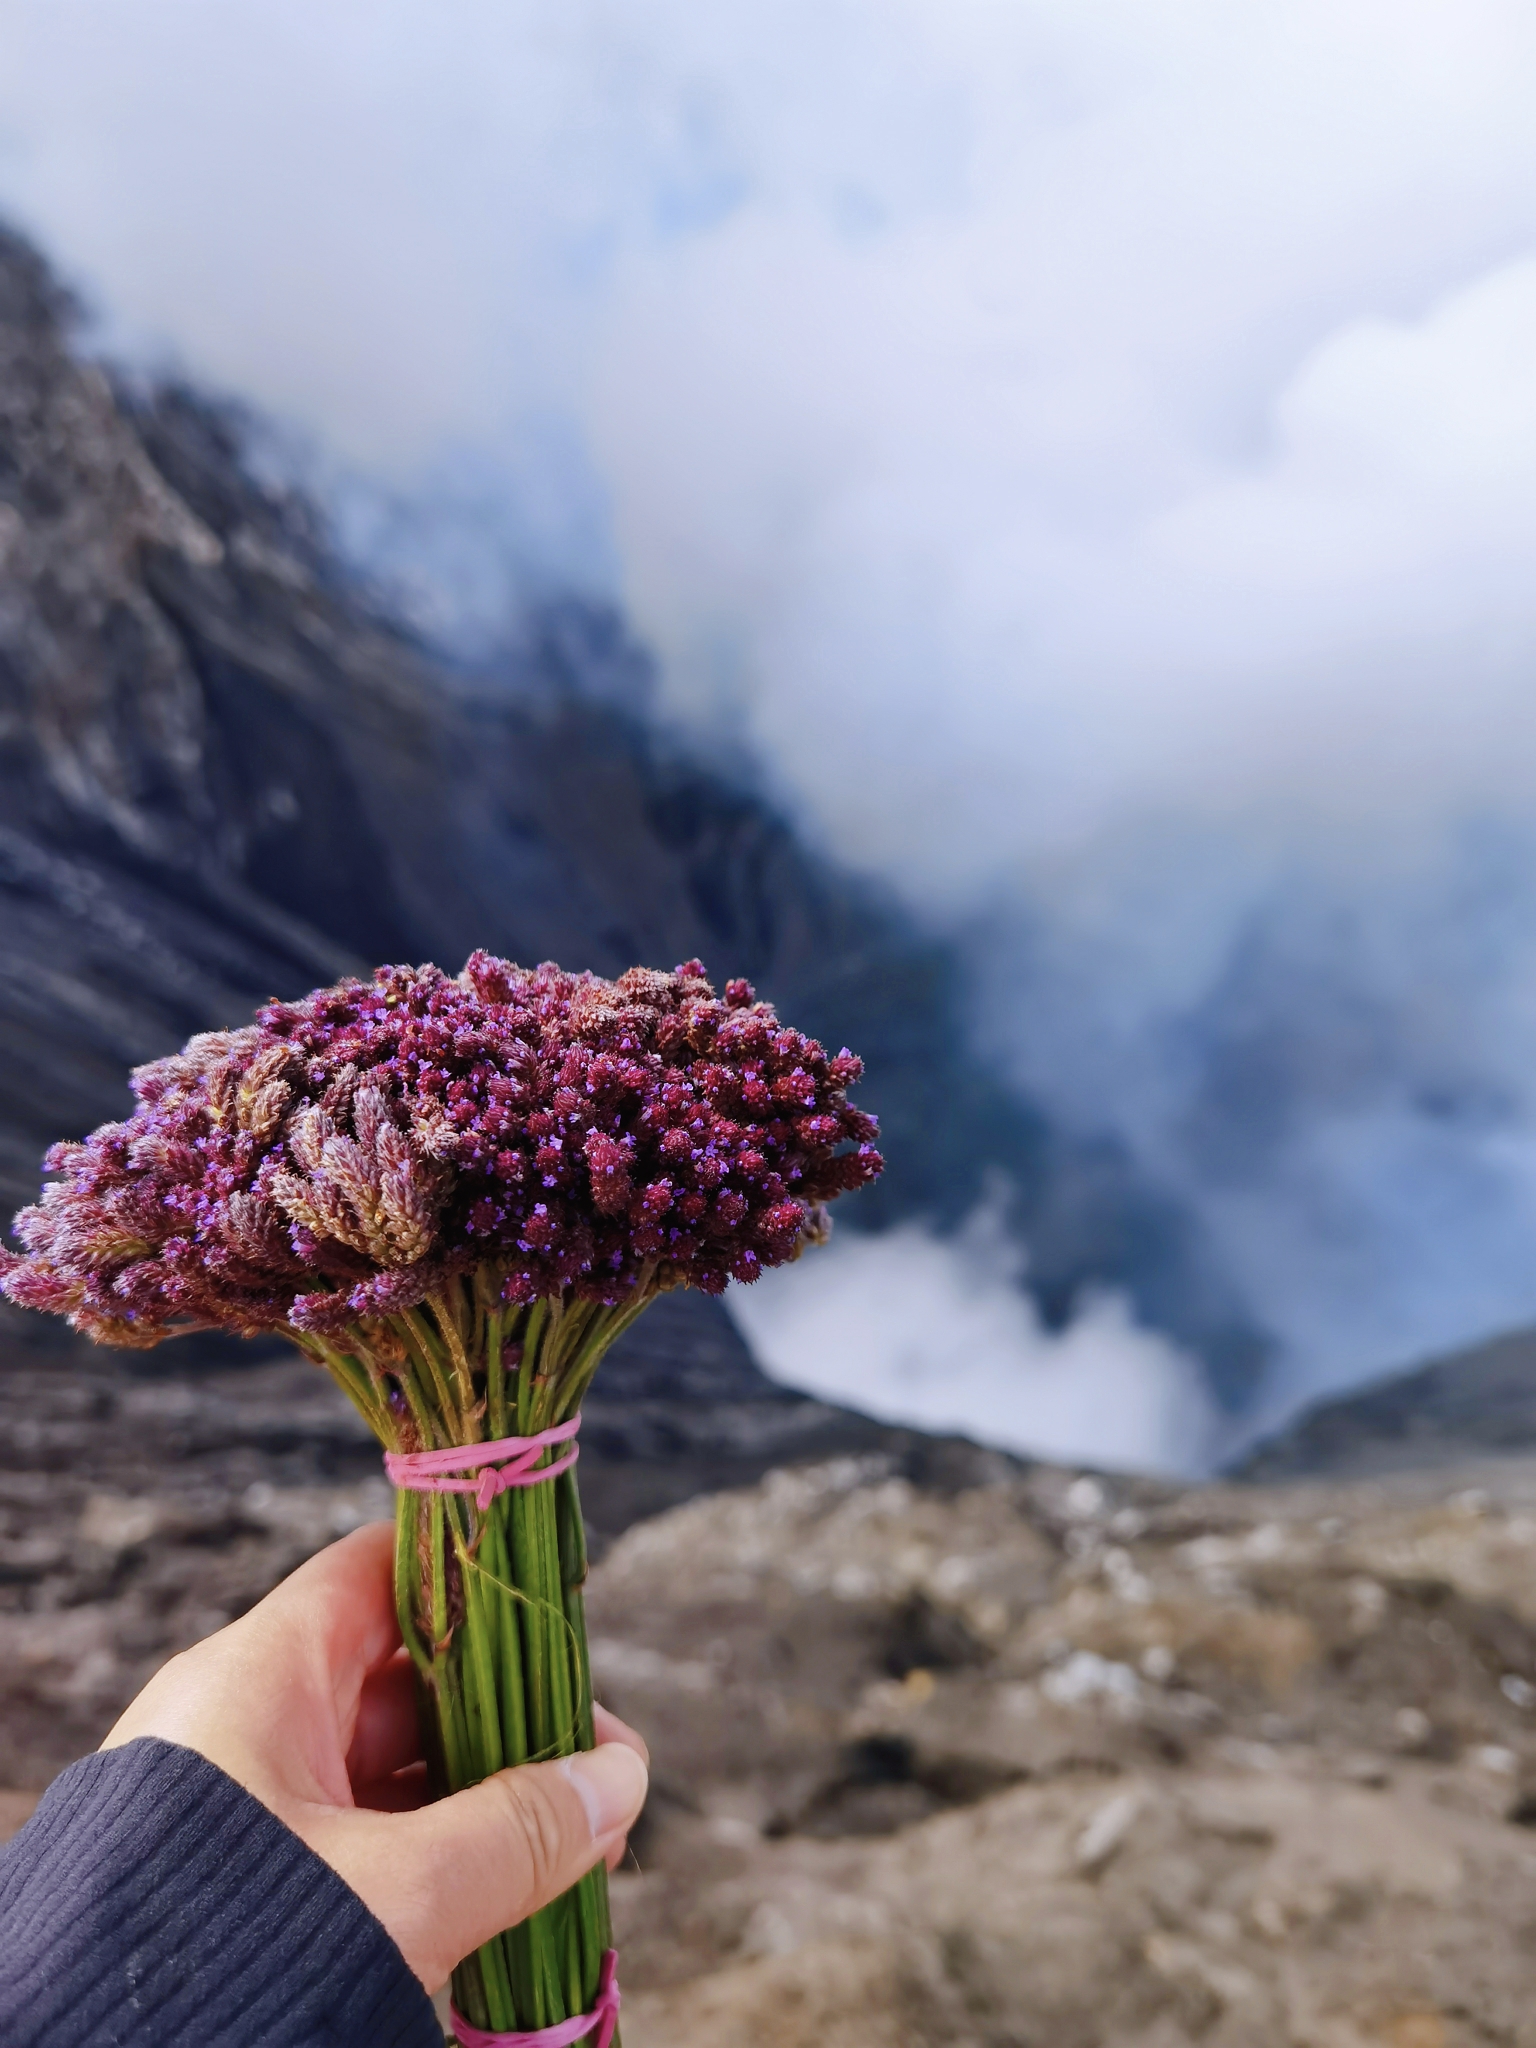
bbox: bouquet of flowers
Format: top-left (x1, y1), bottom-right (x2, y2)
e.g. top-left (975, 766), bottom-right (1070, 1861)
top-left (0, 954), bottom-right (881, 2045)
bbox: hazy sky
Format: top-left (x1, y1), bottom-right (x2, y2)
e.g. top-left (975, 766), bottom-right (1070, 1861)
top-left (6, 1), bottom-right (1536, 1462)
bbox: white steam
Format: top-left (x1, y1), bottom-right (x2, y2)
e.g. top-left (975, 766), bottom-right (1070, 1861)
top-left (6, 6), bottom-right (1536, 871)
top-left (6, 4), bottom-right (1536, 1445)
top-left (726, 1208), bottom-right (1218, 1479)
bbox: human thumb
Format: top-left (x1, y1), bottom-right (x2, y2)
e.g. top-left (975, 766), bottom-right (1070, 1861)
top-left (314, 1741), bottom-right (649, 1992)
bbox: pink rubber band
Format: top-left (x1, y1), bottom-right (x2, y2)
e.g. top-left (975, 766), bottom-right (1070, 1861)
top-left (450, 1948), bottom-right (621, 2047)
top-left (383, 1417), bottom-right (581, 1512)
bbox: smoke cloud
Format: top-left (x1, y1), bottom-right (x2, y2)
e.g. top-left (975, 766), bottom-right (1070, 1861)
top-left (727, 1204), bottom-right (1219, 1477)
top-left (6, 2), bottom-right (1536, 1451)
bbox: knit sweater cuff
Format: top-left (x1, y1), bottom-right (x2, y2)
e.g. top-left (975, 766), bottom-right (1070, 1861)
top-left (0, 1736), bottom-right (441, 2047)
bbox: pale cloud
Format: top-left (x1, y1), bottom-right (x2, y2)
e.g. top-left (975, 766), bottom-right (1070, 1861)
top-left (7, 3), bottom-right (1536, 1447)
top-left (727, 1207), bottom-right (1219, 1478)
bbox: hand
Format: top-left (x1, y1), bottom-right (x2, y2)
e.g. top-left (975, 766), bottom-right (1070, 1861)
top-left (100, 1522), bottom-right (649, 1994)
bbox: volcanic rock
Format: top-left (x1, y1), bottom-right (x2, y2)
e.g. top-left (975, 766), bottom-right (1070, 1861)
top-left (8, 1394), bottom-right (1536, 2046)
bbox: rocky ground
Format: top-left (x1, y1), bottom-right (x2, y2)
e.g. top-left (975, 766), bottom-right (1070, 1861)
top-left (600, 1455), bottom-right (1536, 2048)
top-left (7, 1345), bottom-right (1536, 2046)
top-left (0, 1296), bottom-right (1012, 1791)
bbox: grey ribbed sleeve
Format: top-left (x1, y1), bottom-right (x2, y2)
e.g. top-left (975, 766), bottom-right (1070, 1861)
top-left (0, 1736), bottom-right (441, 2047)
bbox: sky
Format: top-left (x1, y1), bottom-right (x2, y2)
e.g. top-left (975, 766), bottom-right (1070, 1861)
top-left (5, 0), bottom-right (1536, 1470)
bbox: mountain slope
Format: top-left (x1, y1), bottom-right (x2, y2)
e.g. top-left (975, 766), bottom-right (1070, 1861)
top-left (1238, 1325), bottom-right (1536, 1479)
top-left (0, 221), bottom-right (1264, 1405)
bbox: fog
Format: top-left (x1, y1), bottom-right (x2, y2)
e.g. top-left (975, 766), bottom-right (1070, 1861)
top-left (729, 1201), bottom-right (1220, 1478)
top-left (5, 1), bottom-right (1536, 1464)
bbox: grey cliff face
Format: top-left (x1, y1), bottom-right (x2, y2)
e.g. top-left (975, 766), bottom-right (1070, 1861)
top-left (1238, 1324), bottom-right (1536, 1481)
top-left (0, 220), bottom-right (1264, 1413)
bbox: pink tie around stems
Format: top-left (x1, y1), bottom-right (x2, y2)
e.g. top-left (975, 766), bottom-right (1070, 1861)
top-left (390, 1430), bottom-right (620, 2043)
top-left (383, 1416), bottom-right (582, 1511)
top-left (450, 1948), bottom-right (621, 2047)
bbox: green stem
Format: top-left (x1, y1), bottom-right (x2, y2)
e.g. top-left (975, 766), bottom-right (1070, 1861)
top-left (402, 1307), bottom-right (462, 1438)
top-left (287, 1330), bottom-right (392, 1440)
top-left (486, 1309), bottom-right (508, 1439)
top-left (428, 1290), bottom-right (478, 1416)
top-left (306, 1273), bottom-right (647, 2043)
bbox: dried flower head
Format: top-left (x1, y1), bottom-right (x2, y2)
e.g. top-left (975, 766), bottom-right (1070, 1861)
top-left (0, 956), bottom-right (881, 1345)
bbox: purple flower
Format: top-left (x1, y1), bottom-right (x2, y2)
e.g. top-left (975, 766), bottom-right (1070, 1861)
top-left (2, 956), bottom-right (882, 1343)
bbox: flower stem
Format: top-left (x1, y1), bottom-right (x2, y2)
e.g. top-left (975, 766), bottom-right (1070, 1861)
top-left (314, 1268), bottom-right (649, 2041)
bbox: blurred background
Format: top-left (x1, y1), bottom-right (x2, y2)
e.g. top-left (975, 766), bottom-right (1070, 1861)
top-left (7, 9), bottom-right (1536, 2041)
top-left (9, 2), bottom-right (1536, 1477)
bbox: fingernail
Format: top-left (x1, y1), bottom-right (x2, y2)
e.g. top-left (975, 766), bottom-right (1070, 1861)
top-left (561, 1743), bottom-right (648, 1840)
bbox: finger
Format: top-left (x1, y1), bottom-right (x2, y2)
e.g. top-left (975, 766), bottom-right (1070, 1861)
top-left (351, 1689), bottom-right (644, 1813)
top-left (592, 1703), bottom-right (649, 1769)
top-left (103, 1524), bottom-right (406, 1810)
top-left (248, 1523), bottom-right (401, 1709)
top-left (339, 1741), bottom-right (648, 1990)
top-left (349, 1692), bottom-right (641, 1816)
top-left (347, 1651), bottom-right (421, 1788)
top-left (591, 1710), bottom-right (647, 1873)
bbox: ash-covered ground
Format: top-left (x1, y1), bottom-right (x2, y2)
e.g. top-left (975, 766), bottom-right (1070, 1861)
top-left (6, 1342), bottom-right (1536, 2046)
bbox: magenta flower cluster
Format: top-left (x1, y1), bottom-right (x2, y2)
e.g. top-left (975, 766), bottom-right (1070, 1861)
top-left (0, 956), bottom-right (881, 1345)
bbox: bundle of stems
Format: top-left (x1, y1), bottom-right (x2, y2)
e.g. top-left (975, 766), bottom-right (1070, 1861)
top-left (294, 1265), bottom-right (658, 2040)
top-left (1, 954), bottom-right (883, 2037)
